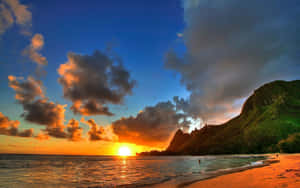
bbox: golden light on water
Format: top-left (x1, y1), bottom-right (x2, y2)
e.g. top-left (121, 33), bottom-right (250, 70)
top-left (118, 146), bottom-right (132, 156)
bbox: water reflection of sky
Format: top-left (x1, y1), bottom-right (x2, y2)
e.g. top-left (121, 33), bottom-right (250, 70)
top-left (0, 155), bottom-right (265, 188)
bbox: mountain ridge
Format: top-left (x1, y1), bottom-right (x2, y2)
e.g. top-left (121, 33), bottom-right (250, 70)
top-left (139, 80), bottom-right (300, 155)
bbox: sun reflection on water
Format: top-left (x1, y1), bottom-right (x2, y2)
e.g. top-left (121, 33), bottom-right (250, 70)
top-left (120, 159), bottom-right (127, 178)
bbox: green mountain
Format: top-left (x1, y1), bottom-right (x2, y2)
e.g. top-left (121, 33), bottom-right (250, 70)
top-left (142, 80), bottom-right (300, 155)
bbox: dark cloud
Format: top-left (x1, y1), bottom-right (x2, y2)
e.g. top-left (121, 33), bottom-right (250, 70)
top-left (8, 75), bottom-right (65, 136)
top-left (111, 101), bottom-right (191, 147)
top-left (22, 99), bottom-right (66, 131)
top-left (71, 100), bottom-right (113, 116)
top-left (8, 75), bottom-right (44, 103)
top-left (8, 76), bottom-right (83, 141)
top-left (82, 118), bottom-right (117, 141)
top-left (81, 100), bottom-right (197, 147)
top-left (58, 50), bottom-right (136, 116)
top-left (16, 128), bottom-right (33, 137)
top-left (0, 0), bottom-right (32, 35)
top-left (0, 112), bottom-right (33, 137)
top-left (165, 0), bottom-right (300, 124)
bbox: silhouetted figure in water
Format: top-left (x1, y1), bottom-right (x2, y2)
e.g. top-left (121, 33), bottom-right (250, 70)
top-left (198, 160), bottom-right (201, 165)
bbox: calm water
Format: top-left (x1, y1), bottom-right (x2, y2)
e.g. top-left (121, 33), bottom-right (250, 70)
top-left (0, 154), bottom-right (266, 188)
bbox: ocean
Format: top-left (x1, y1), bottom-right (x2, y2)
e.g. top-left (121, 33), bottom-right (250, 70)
top-left (0, 154), bottom-right (266, 188)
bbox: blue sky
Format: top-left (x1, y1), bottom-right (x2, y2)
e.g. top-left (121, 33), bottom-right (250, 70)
top-left (0, 0), bottom-right (189, 131)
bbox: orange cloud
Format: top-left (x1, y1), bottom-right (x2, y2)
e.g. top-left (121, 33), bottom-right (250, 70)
top-left (66, 119), bottom-right (83, 141)
top-left (8, 75), bottom-right (44, 102)
top-left (31, 34), bottom-right (44, 49)
top-left (8, 75), bottom-right (84, 141)
top-left (35, 132), bottom-right (50, 141)
top-left (0, 0), bottom-right (32, 35)
top-left (0, 112), bottom-right (33, 137)
top-left (3, 0), bottom-right (31, 26)
top-left (23, 34), bottom-right (47, 65)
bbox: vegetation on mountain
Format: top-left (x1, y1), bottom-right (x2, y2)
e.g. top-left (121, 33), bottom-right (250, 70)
top-left (139, 80), bottom-right (300, 155)
top-left (278, 133), bottom-right (300, 153)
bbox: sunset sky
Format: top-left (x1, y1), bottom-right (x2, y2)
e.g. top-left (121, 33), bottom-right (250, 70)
top-left (1, 0), bottom-right (299, 155)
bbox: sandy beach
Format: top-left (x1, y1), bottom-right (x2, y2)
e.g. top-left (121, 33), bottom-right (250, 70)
top-left (186, 154), bottom-right (300, 188)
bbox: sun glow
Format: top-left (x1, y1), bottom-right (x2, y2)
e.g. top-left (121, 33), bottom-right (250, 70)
top-left (118, 146), bottom-right (132, 156)
top-left (113, 143), bottom-right (159, 156)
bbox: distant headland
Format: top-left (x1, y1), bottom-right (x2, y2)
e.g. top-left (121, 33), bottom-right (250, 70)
top-left (139, 80), bottom-right (300, 156)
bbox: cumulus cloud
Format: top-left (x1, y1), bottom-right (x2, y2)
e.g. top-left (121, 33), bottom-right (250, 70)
top-left (8, 75), bottom-right (83, 141)
top-left (23, 34), bottom-right (48, 65)
top-left (9, 75), bottom-right (65, 138)
top-left (81, 100), bottom-right (197, 147)
top-left (22, 99), bottom-right (66, 138)
top-left (8, 75), bottom-right (64, 136)
top-left (8, 75), bottom-right (44, 102)
top-left (0, 0), bottom-right (31, 35)
top-left (111, 101), bottom-right (191, 147)
top-left (66, 119), bottom-right (83, 141)
top-left (58, 50), bottom-right (136, 116)
top-left (82, 118), bottom-right (117, 141)
top-left (165, 0), bottom-right (300, 124)
top-left (0, 112), bottom-right (33, 137)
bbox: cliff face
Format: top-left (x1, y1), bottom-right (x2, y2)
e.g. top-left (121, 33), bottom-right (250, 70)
top-left (165, 80), bottom-right (300, 155)
top-left (167, 129), bottom-right (191, 152)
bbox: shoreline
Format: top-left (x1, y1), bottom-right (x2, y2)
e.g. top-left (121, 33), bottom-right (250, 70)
top-left (185, 154), bottom-right (300, 188)
top-left (179, 155), bottom-right (279, 187)
top-left (150, 154), bottom-right (287, 188)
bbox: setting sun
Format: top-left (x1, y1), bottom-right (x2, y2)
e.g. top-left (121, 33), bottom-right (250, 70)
top-left (118, 146), bottom-right (132, 156)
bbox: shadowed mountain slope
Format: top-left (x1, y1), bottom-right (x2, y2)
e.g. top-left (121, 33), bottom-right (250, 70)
top-left (144, 80), bottom-right (300, 155)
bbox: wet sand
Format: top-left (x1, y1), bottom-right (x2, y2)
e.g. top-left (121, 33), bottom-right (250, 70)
top-left (187, 154), bottom-right (300, 188)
